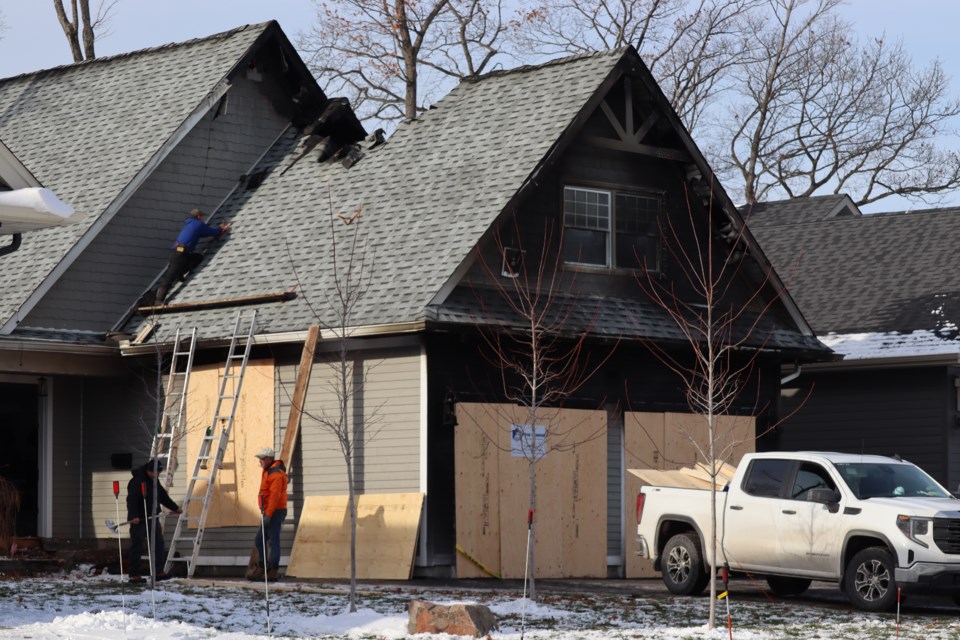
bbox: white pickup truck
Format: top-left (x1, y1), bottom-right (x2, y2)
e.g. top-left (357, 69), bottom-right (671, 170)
top-left (635, 451), bottom-right (960, 611)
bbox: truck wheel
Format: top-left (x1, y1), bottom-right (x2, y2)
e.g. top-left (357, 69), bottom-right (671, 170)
top-left (766, 576), bottom-right (812, 597)
top-left (844, 547), bottom-right (897, 612)
top-left (661, 533), bottom-right (708, 595)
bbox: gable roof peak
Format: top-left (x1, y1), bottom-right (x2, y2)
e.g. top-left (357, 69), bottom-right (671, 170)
top-left (466, 46), bottom-right (632, 84)
top-left (0, 21), bottom-right (274, 84)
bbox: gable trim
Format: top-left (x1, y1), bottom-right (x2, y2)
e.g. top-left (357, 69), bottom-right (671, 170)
top-left (0, 79), bottom-right (232, 335)
top-left (0, 140), bottom-right (41, 189)
top-left (427, 54), bottom-right (630, 310)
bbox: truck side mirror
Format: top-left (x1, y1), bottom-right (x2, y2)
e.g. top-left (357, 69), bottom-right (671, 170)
top-left (807, 488), bottom-right (840, 505)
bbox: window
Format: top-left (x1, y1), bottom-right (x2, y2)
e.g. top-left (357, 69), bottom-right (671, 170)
top-left (562, 186), bottom-right (661, 270)
top-left (742, 458), bottom-right (792, 498)
top-left (790, 463), bottom-right (836, 501)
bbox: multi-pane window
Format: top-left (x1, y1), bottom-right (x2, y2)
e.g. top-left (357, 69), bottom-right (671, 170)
top-left (562, 186), bottom-right (661, 270)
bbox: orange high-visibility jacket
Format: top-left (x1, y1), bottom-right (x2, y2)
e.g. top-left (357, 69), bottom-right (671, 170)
top-left (258, 459), bottom-right (288, 517)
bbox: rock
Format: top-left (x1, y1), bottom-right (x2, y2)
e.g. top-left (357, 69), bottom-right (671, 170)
top-left (408, 599), bottom-right (498, 636)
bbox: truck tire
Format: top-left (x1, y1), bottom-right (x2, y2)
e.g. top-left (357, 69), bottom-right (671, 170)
top-left (661, 533), bottom-right (708, 595)
top-left (844, 547), bottom-right (897, 612)
top-left (765, 576), bottom-right (812, 597)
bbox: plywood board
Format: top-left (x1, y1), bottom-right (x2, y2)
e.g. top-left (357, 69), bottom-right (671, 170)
top-left (627, 468), bottom-right (715, 489)
top-left (286, 493), bottom-right (423, 579)
top-left (454, 403), bottom-right (501, 578)
top-left (665, 413), bottom-right (755, 470)
top-left (184, 359), bottom-right (275, 528)
top-left (497, 405), bottom-right (607, 578)
top-left (624, 412), bottom-right (664, 578)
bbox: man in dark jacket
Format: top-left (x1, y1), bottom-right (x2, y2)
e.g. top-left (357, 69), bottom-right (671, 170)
top-left (126, 459), bottom-right (181, 583)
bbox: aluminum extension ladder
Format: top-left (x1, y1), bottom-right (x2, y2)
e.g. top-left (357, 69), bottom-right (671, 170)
top-left (164, 310), bottom-right (257, 577)
top-left (149, 327), bottom-right (198, 489)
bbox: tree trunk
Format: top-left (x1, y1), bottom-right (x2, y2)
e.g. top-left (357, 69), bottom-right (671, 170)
top-left (53, 0), bottom-right (84, 63)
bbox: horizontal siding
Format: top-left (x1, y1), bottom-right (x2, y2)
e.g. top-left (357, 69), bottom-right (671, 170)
top-left (775, 367), bottom-right (950, 483)
top-left (279, 346), bottom-right (423, 503)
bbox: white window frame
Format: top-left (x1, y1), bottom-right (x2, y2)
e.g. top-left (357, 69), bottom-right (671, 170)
top-left (562, 185), bottom-right (661, 271)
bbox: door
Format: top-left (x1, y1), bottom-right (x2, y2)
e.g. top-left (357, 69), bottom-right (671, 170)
top-left (775, 462), bottom-right (843, 577)
top-left (0, 382), bottom-right (39, 536)
top-left (721, 458), bottom-right (792, 572)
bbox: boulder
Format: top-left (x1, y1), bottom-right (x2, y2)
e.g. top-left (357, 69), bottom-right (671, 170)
top-left (408, 599), bottom-right (498, 636)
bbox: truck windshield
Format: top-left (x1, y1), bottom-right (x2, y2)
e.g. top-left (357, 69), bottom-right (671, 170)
top-left (834, 462), bottom-right (952, 499)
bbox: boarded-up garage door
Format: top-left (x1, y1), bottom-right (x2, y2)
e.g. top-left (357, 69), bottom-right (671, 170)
top-left (455, 403), bottom-right (607, 579)
top-left (624, 412), bottom-right (754, 578)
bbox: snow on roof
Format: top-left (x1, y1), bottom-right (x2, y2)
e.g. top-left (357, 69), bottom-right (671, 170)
top-left (0, 187), bottom-right (78, 234)
top-left (822, 330), bottom-right (960, 360)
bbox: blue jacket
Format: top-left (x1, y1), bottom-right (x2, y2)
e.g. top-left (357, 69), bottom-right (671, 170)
top-left (174, 216), bottom-right (221, 251)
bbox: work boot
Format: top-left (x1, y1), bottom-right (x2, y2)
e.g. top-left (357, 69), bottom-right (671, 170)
top-left (247, 568), bottom-right (264, 581)
top-left (266, 567), bottom-right (280, 582)
top-left (128, 576), bottom-right (144, 584)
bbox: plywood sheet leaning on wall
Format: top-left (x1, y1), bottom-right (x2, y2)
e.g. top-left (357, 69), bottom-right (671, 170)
top-left (454, 403), bottom-right (501, 578)
top-left (455, 403), bottom-right (607, 579)
top-left (286, 493), bottom-right (424, 579)
top-left (184, 359), bottom-right (275, 528)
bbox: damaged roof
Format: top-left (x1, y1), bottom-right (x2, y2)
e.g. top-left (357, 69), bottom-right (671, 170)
top-left (122, 49), bottom-right (636, 341)
top-left (0, 22), bottom-right (276, 332)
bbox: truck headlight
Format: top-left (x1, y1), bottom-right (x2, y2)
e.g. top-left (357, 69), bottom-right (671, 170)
top-left (896, 515), bottom-right (930, 548)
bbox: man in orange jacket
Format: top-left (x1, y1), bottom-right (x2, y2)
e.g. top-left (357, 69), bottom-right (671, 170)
top-left (253, 447), bottom-right (288, 581)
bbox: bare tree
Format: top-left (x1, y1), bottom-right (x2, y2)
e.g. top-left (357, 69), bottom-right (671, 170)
top-left (52, 0), bottom-right (116, 62)
top-left (466, 218), bottom-right (615, 600)
top-left (634, 185), bottom-right (811, 628)
top-left (287, 195), bottom-right (381, 612)
top-left (298, 0), bottom-right (518, 127)
top-left (513, 0), bottom-right (960, 207)
top-left (718, 0), bottom-right (960, 206)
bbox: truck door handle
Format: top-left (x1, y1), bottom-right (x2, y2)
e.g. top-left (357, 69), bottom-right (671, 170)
top-left (782, 509), bottom-right (796, 515)
top-left (729, 505), bottom-right (743, 511)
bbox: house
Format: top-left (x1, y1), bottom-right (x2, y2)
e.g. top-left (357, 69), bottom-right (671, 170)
top-left (0, 22), bottom-right (828, 577)
top-left (749, 196), bottom-right (960, 490)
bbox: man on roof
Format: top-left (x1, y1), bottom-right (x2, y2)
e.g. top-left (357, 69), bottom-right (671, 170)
top-left (154, 208), bottom-right (232, 304)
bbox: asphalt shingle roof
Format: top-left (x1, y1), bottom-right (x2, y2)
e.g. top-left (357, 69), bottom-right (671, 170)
top-left (124, 49), bottom-right (630, 342)
top-left (0, 23), bottom-right (269, 329)
top-left (750, 206), bottom-right (960, 335)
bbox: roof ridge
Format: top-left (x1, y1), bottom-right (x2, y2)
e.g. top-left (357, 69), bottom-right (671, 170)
top-left (465, 47), bottom-right (629, 83)
top-left (0, 21), bottom-right (272, 84)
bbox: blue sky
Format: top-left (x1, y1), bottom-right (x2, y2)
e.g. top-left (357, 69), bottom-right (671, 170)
top-left (1, 1), bottom-right (959, 211)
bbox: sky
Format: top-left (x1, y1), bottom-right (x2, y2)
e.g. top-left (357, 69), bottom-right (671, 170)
top-left (1, 1), bottom-right (960, 211)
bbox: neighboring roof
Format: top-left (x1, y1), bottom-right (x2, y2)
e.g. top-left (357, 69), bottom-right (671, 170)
top-left (0, 22), bottom-right (274, 331)
top-left (746, 194), bottom-right (861, 228)
top-left (123, 49), bottom-right (635, 341)
top-left (123, 46), bottom-right (826, 360)
top-left (750, 203), bottom-right (960, 360)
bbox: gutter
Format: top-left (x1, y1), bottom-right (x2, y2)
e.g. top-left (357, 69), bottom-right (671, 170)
top-left (119, 320), bottom-right (427, 355)
top-left (0, 337), bottom-right (117, 356)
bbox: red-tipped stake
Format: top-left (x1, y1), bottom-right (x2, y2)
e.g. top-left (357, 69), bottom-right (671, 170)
top-left (112, 481), bottom-right (126, 629)
top-left (896, 587), bottom-right (901, 638)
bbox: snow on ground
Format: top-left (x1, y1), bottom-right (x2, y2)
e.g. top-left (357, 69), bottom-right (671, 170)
top-left (0, 565), bottom-right (959, 639)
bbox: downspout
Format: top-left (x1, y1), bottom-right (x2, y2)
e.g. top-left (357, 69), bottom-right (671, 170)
top-left (0, 233), bottom-right (21, 257)
top-left (780, 365), bottom-right (802, 386)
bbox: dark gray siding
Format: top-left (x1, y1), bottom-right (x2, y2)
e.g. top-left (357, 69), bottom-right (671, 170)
top-left (51, 377), bottom-right (83, 537)
top-left (768, 365), bottom-right (953, 485)
top-left (25, 74), bottom-right (289, 331)
top-left (606, 408), bottom-right (622, 571)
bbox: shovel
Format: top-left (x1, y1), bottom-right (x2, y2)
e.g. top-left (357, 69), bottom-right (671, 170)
top-left (105, 519), bottom-right (133, 534)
